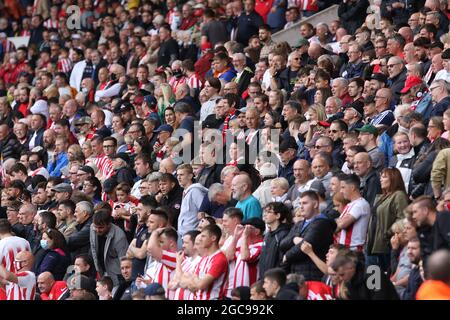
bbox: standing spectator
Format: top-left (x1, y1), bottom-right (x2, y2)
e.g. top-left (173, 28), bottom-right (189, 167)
top-left (353, 152), bottom-right (382, 207)
top-left (336, 174), bottom-right (371, 252)
top-left (0, 250), bottom-right (35, 300)
top-left (232, 174), bottom-right (263, 219)
top-left (236, 0), bottom-right (264, 46)
top-left (177, 164), bottom-right (208, 237)
top-left (366, 168), bottom-right (409, 272)
top-left (157, 24), bottom-right (179, 68)
top-left (90, 210), bottom-right (128, 287)
top-left (280, 191), bottom-right (336, 281)
top-left (187, 225), bottom-right (229, 300)
top-left (259, 202), bottom-right (291, 278)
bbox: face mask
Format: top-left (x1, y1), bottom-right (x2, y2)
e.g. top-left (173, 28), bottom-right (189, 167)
top-left (81, 87), bottom-right (88, 94)
top-left (305, 113), bottom-right (311, 121)
top-left (29, 162), bottom-right (39, 171)
top-left (172, 69), bottom-right (183, 79)
top-left (40, 239), bottom-right (49, 250)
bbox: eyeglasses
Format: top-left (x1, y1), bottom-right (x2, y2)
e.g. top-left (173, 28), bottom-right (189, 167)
top-left (429, 86), bottom-right (441, 92)
top-left (387, 63), bottom-right (400, 68)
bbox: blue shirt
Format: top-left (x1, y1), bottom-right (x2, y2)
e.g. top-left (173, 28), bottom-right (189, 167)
top-left (47, 152), bottom-right (69, 177)
top-left (236, 195), bottom-right (262, 220)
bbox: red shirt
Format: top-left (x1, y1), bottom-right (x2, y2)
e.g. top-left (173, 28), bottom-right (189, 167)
top-left (255, 0), bottom-right (273, 23)
top-left (40, 281), bottom-right (68, 300)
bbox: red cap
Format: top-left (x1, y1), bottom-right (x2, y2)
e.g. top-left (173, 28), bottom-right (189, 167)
top-left (400, 76), bottom-right (423, 94)
top-left (133, 95), bottom-right (144, 105)
top-left (318, 121), bottom-right (331, 127)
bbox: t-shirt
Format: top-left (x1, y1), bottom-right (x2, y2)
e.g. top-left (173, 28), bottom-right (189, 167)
top-left (336, 197), bottom-right (371, 250)
top-left (232, 240), bottom-right (263, 289)
top-left (236, 195), bottom-right (263, 220)
top-left (6, 271), bottom-right (36, 300)
top-left (153, 249), bottom-right (177, 299)
top-left (193, 250), bottom-right (228, 300)
top-left (40, 281), bottom-right (68, 300)
top-left (0, 236), bottom-right (31, 272)
top-left (174, 255), bottom-right (202, 300)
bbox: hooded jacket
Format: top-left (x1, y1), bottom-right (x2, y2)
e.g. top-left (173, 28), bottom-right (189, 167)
top-left (177, 183), bottom-right (208, 236)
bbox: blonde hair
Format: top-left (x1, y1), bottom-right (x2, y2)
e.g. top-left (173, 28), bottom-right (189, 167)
top-left (270, 177), bottom-right (289, 192)
top-left (308, 103), bottom-right (327, 121)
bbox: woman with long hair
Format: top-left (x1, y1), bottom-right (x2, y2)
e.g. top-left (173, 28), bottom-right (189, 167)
top-left (82, 176), bottom-right (103, 205)
top-left (366, 168), bottom-right (409, 272)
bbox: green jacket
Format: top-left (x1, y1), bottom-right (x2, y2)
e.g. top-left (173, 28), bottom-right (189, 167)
top-left (367, 191), bottom-right (409, 254)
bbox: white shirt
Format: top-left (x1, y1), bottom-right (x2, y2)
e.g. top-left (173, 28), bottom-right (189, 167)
top-left (337, 197), bottom-right (371, 250)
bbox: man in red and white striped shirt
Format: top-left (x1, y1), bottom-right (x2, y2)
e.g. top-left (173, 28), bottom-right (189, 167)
top-left (188, 225), bottom-right (228, 300)
top-left (91, 136), bottom-right (114, 181)
top-left (169, 230), bottom-right (202, 300)
top-left (147, 227), bottom-right (178, 299)
top-left (0, 219), bottom-right (31, 273)
top-left (232, 218), bottom-right (264, 289)
top-left (0, 251), bottom-right (36, 300)
top-left (221, 207), bottom-right (244, 298)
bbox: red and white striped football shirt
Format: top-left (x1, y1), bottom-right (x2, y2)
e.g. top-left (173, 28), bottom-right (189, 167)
top-left (221, 236), bottom-right (241, 298)
top-left (193, 250), bottom-right (228, 300)
top-left (336, 198), bottom-right (371, 251)
top-left (187, 73), bottom-right (203, 91)
top-left (94, 154), bottom-right (114, 180)
top-left (173, 255), bottom-right (202, 300)
top-left (43, 19), bottom-right (59, 29)
top-left (232, 240), bottom-right (263, 289)
top-left (153, 250), bottom-right (177, 299)
top-left (6, 271), bottom-right (36, 300)
top-left (0, 236), bottom-right (31, 273)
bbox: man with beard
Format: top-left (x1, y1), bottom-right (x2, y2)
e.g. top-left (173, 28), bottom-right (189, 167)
top-left (401, 237), bottom-right (423, 300)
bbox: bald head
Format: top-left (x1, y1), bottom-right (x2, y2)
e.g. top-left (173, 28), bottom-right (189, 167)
top-left (37, 272), bottom-right (55, 294)
top-left (308, 43), bottom-right (323, 60)
top-left (15, 251), bottom-right (34, 271)
top-left (159, 157), bottom-right (176, 174)
top-left (398, 27), bottom-right (413, 43)
top-left (426, 249), bottom-right (450, 285)
top-left (353, 152), bottom-right (372, 177)
top-left (231, 174), bottom-right (252, 201)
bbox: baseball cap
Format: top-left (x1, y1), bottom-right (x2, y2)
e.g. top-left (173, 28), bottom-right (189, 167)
top-left (51, 183), bottom-right (73, 193)
top-left (103, 177), bottom-right (118, 193)
top-left (279, 136), bottom-right (299, 153)
top-left (113, 102), bottom-right (133, 114)
top-left (79, 165), bottom-right (95, 176)
top-left (258, 162), bottom-right (278, 178)
top-left (242, 217), bottom-right (266, 234)
top-left (140, 83), bottom-right (154, 96)
top-left (370, 73), bottom-right (387, 84)
top-left (294, 37), bottom-right (309, 48)
top-left (355, 123), bottom-right (378, 136)
top-left (144, 95), bottom-right (157, 108)
top-left (144, 283), bottom-right (165, 297)
top-left (310, 180), bottom-right (326, 198)
top-left (318, 121), bottom-right (331, 128)
top-left (74, 116), bottom-right (93, 126)
top-left (111, 152), bottom-right (131, 164)
top-left (346, 100), bottom-right (364, 117)
top-left (201, 116), bottom-right (221, 129)
top-left (400, 75), bottom-right (423, 94)
top-left (154, 124), bottom-right (174, 133)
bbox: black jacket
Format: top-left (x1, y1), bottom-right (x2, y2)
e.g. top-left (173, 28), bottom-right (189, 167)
top-left (279, 214), bottom-right (336, 281)
top-left (338, 0), bottom-right (369, 34)
top-left (67, 217), bottom-right (93, 261)
top-left (401, 266), bottom-right (423, 300)
top-left (115, 167), bottom-right (136, 187)
top-left (196, 164), bottom-right (225, 189)
top-left (360, 169), bottom-right (381, 208)
top-left (258, 223), bottom-right (291, 279)
top-left (332, 139), bottom-right (345, 169)
top-left (236, 69), bottom-right (254, 97)
top-left (345, 262), bottom-right (399, 300)
top-left (389, 69), bottom-right (407, 104)
top-left (417, 224), bottom-right (434, 265)
top-left (434, 211), bottom-right (450, 251)
top-left (410, 150), bottom-right (437, 199)
top-left (0, 132), bottom-right (22, 160)
top-left (159, 184), bottom-right (183, 227)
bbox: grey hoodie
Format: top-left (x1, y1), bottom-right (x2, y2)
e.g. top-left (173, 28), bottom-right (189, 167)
top-left (177, 183), bottom-right (209, 236)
